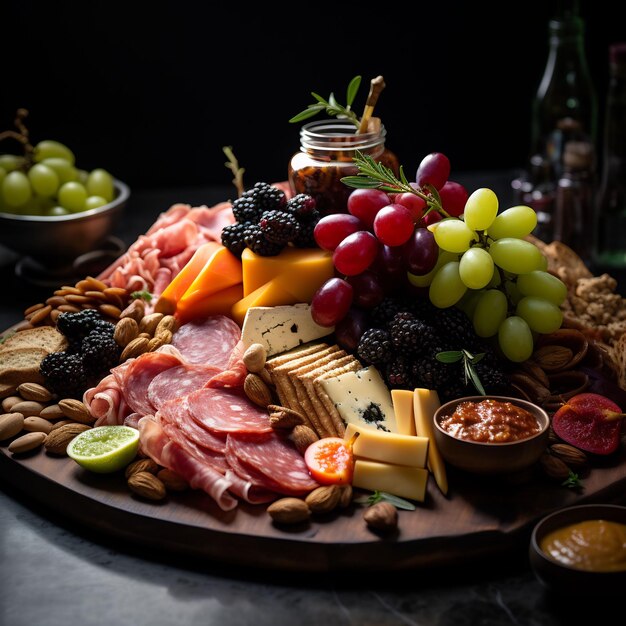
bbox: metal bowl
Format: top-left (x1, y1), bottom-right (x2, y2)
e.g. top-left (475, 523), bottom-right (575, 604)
top-left (433, 395), bottom-right (550, 475)
top-left (0, 179), bottom-right (130, 262)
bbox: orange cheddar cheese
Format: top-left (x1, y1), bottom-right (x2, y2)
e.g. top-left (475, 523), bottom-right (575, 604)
top-left (154, 241), bottom-right (221, 314)
top-left (231, 278), bottom-right (298, 326)
top-left (241, 247), bottom-right (334, 301)
top-left (176, 283), bottom-right (243, 323)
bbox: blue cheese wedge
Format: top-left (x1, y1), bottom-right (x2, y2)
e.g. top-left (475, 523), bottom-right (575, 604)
top-left (320, 365), bottom-right (398, 433)
top-left (241, 304), bottom-right (333, 357)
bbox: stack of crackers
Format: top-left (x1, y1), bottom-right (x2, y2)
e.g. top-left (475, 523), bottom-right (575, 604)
top-left (266, 343), bottom-right (362, 439)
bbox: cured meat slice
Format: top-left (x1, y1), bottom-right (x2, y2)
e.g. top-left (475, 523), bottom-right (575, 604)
top-left (160, 420), bottom-right (228, 473)
top-left (187, 387), bottom-right (272, 434)
top-left (138, 417), bottom-right (237, 511)
top-left (123, 352), bottom-right (182, 416)
top-left (228, 432), bottom-right (319, 495)
top-left (171, 316), bottom-right (240, 368)
top-left (147, 364), bottom-right (221, 410)
top-left (157, 398), bottom-right (226, 454)
top-left (206, 340), bottom-right (247, 389)
top-left (225, 470), bottom-right (277, 505)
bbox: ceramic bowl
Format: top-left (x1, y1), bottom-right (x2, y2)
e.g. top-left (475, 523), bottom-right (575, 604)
top-left (529, 504), bottom-right (626, 595)
top-left (0, 179), bottom-right (129, 262)
top-left (433, 395), bottom-right (550, 475)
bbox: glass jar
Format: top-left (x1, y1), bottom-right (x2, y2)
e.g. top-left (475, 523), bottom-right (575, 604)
top-left (288, 119), bottom-right (398, 216)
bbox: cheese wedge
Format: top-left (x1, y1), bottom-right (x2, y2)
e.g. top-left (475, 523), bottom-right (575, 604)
top-left (391, 389), bottom-right (416, 436)
top-left (344, 422), bottom-right (428, 468)
top-left (413, 388), bottom-right (448, 496)
top-left (176, 283), bottom-right (243, 323)
top-left (352, 459), bottom-right (428, 502)
top-left (231, 278), bottom-right (298, 326)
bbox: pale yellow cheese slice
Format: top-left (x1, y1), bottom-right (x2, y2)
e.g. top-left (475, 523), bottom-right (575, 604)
top-left (352, 459), bottom-right (428, 502)
top-left (391, 389), bottom-right (416, 436)
top-left (344, 422), bottom-right (428, 468)
top-left (413, 388), bottom-right (448, 496)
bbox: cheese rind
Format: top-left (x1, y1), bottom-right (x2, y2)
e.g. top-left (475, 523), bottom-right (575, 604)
top-left (241, 304), bottom-right (333, 356)
top-left (320, 366), bottom-right (397, 433)
top-left (391, 389), bottom-right (417, 436)
top-left (344, 422), bottom-right (428, 468)
top-left (413, 388), bottom-right (448, 496)
top-left (352, 459), bottom-right (428, 502)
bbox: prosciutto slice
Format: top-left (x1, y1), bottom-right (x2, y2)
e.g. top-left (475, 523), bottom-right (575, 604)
top-left (138, 417), bottom-right (237, 511)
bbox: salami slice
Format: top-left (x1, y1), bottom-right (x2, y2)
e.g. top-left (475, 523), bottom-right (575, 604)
top-left (227, 432), bottom-right (319, 495)
top-left (157, 398), bottom-right (226, 454)
top-left (171, 316), bottom-right (240, 368)
top-left (206, 340), bottom-right (247, 389)
top-left (160, 420), bottom-right (228, 473)
top-left (123, 352), bottom-right (182, 416)
top-left (147, 364), bottom-right (220, 410)
top-left (187, 387), bottom-right (272, 434)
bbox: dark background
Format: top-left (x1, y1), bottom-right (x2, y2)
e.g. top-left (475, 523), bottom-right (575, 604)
top-left (2, 1), bottom-right (621, 193)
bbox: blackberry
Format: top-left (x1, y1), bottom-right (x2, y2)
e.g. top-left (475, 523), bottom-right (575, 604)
top-left (221, 222), bottom-right (250, 257)
top-left (92, 319), bottom-right (116, 337)
top-left (249, 182), bottom-right (286, 212)
top-left (56, 309), bottom-right (102, 339)
top-left (244, 224), bottom-right (284, 256)
top-left (385, 357), bottom-right (414, 389)
top-left (357, 328), bottom-right (393, 364)
top-left (291, 214), bottom-right (319, 248)
top-left (412, 358), bottom-right (466, 402)
top-left (473, 361), bottom-right (509, 395)
top-left (81, 332), bottom-right (121, 376)
top-left (231, 195), bottom-right (262, 223)
top-left (388, 312), bottom-right (436, 358)
top-left (433, 306), bottom-right (483, 352)
top-left (370, 297), bottom-right (413, 327)
top-left (40, 352), bottom-right (88, 399)
top-left (259, 210), bottom-right (299, 245)
top-left (285, 193), bottom-right (317, 220)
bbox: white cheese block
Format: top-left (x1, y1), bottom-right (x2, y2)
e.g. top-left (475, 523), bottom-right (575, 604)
top-left (352, 459), bottom-right (428, 502)
top-left (320, 365), bottom-right (398, 433)
top-left (344, 422), bottom-right (428, 468)
top-left (391, 389), bottom-right (416, 436)
top-left (241, 304), bottom-right (333, 356)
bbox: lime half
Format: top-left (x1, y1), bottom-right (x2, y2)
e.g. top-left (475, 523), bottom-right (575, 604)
top-left (67, 426), bottom-right (140, 474)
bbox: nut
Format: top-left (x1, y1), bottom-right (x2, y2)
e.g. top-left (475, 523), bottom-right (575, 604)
top-left (540, 451), bottom-right (571, 480)
top-left (267, 497), bottom-right (311, 524)
top-left (147, 331), bottom-right (172, 352)
top-left (114, 317), bottom-right (139, 347)
top-left (157, 469), bottom-right (188, 492)
top-left (243, 373), bottom-right (273, 408)
top-left (258, 367), bottom-right (273, 386)
top-left (338, 484), bottom-right (353, 508)
top-left (2, 396), bottom-right (22, 412)
top-left (242, 343), bottom-right (267, 373)
top-left (268, 405), bottom-right (305, 429)
top-left (29, 305), bottom-right (52, 325)
top-left (17, 382), bottom-right (54, 403)
top-left (9, 431), bottom-right (47, 454)
top-left (519, 360), bottom-right (550, 388)
top-left (508, 373), bottom-right (550, 405)
top-left (44, 423), bottom-right (91, 455)
top-left (550, 443), bottom-right (588, 467)
top-left (99, 303), bottom-right (122, 319)
top-left (120, 299), bottom-right (146, 323)
top-left (39, 404), bottom-right (65, 420)
top-left (10, 400), bottom-right (46, 418)
top-left (23, 416), bottom-right (54, 434)
top-left (288, 425), bottom-right (319, 454)
top-left (49, 419), bottom-right (74, 431)
top-left (155, 315), bottom-right (179, 337)
top-left (363, 502), bottom-right (398, 531)
top-left (0, 412), bottom-right (25, 441)
top-left (305, 485), bottom-right (341, 514)
top-left (124, 458), bottom-right (159, 479)
top-left (58, 399), bottom-right (94, 424)
top-left (127, 471), bottom-right (167, 501)
top-left (533, 345), bottom-right (574, 372)
top-left (120, 337), bottom-right (150, 361)
top-left (139, 313), bottom-right (164, 336)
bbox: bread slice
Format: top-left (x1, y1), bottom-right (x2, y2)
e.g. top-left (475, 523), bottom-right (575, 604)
top-left (0, 347), bottom-right (48, 385)
top-left (0, 326), bottom-right (67, 355)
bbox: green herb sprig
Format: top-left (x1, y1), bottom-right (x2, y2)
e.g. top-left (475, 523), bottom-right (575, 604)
top-left (353, 490), bottom-right (416, 511)
top-left (222, 146), bottom-right (245, 198)
top-left (130, 290), bottom-right (153, 302)
top-left (562, 471), bottom-right (583, 490)
top-left (436, 350), bottom-right (486, 395)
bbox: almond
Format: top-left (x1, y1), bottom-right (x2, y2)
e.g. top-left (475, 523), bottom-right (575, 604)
top-left (10, 400), bottom-right (45, 418)
top-left (540, 451), bottom-right (570, 480)
top-left (155, 315), bottom-right (179, 337)
top-left (114, 317), bottom-right (139, 347)
top-left (338, 484), bottom-right (353, 508)
top-left (287, 424), bottom-right (319, 454)
top-left (39, 404), bottom-right (65, 420)
top-left (157, 468), bottom-right (188, 492)
top-left (139, 313), bottom-right (164, 336)
top-left (363, 502), bottom-right (398, 531)
top-left (147, 331), bottom-right (172, 352)
top-left (127, 471), bottom-right (167, 501)
top-left (44, 423), bottom-right (91, 455)
top-left (120, 299), bottom-right (145, 323)
top-left (23, 416), bottom-right (54, 434)
top-left (120, 337), bottom-right (150, 361)
top-left (2, 396), bottom-right (22, 412)
top-left (243, 373), bottom-right (273, 408)
top-left (550, 443), bottom-right (588, 467)
top-left (17, 382), bottom-right (53, 403)
top-left (49, 419), bottom-right (74, 431)
top-left (58, 399), bottom-right (94, 424)
top-left (305, 485), bottom-right (341, 514)
top-left (125, 458), bottom-right (159, 479)
top-left (243, 343), bottom-right (267, 373)
top-left (509, 373), bottom-right (551, 405)
top-left (268, 405), bottom-right (305, 430)
top-left (9, 431), bottom-right (47, 454)
top-left (533, 345), bottom-right (574, 372)
top-left (267, 497), bottom-right (311, 524)
top-left (0, 412), bottom-right (25, 440)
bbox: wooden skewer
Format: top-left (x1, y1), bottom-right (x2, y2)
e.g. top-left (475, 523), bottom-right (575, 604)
top-left (357, 75), bottom-right (386, 134)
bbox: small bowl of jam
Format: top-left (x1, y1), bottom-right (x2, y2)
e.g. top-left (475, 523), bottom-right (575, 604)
top-left (529, 504), bottom-right (626, 595)
top-left (433, 396), bottom-right (550, 475)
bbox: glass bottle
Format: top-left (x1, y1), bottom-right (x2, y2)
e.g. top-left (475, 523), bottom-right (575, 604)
top-left (530, 3), bottom-right (597, 184)
top-left (593, 43), bottom-right (626, 270)
top-left (288, 119), bottom-right (398, 216)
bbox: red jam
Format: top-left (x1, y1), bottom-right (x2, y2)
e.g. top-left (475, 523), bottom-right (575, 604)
top-left (440, 399), bottom-right (541, 443)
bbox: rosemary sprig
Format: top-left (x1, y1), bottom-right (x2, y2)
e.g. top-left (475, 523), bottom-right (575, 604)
top-left (289, 75), bottom-right (362, 127)
top-left (353, 490), bottom-right (416, 511)
top-left (130, 290), bottom-right (153, 302)
top-left (436, 349), bottom-right (487, 395)
top-left (222, 146), bottom-right (245, 198)
top-left (562, 471), bottom-right (583, 490)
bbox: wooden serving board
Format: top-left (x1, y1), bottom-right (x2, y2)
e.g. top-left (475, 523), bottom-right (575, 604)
top-left (2, 439), bottom-right (626, 572)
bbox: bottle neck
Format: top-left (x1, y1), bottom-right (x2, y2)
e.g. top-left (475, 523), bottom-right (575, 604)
top-left (299, 120), bottom-right (386, 161)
